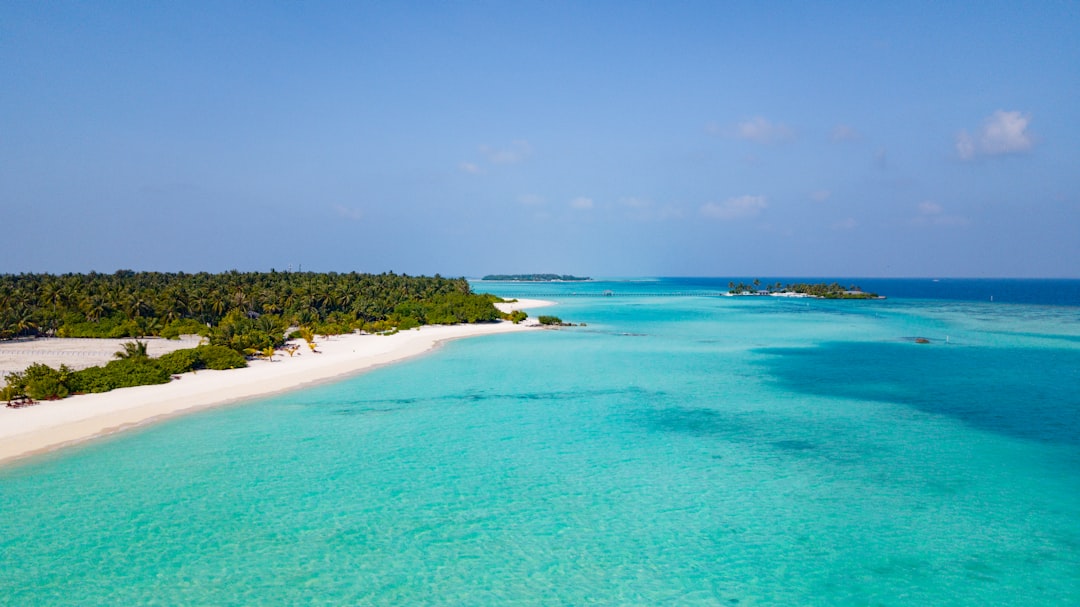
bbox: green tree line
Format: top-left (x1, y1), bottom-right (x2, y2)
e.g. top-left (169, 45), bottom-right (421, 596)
top-left (0, 270), bottom-right (503, 344)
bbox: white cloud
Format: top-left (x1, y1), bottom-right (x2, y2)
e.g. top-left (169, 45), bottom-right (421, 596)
top-left (981, 110), bottom-right (1033, 154)
top-left (956, 110), bottom-right (1034, 160)
top-left (700, 195), bottom-right (767, 220)
top-left (912, 201), bottom-right (969, 227)
top-left (830, 124), bottom-right (861, 142)
top-left (918, 201), bottom-right (943, 215)
top-left (810, 190), bottom-right (831, 202)
top-left (333, 204), bottom-right (363, 221)
top-left (458, 162), bottom-right (483, 174)
top-left (734, 117), bottom-right (793, 143)
top-left (832, 217), bottom-right (858, 230)
top-left (481, 140), bottom-right (532, 164)
top-left (570, 196), bottom-right (594, 210)
top-left (619, 197), bottom-right (651, 209)
top-left (710, 117), bottom-right (793, 143)
top-left (518, 194), bottom-right (545, 206)
top-left (619, 197), bottom-right (683, 221)
top-left (955, 132), bottom-right (976, 160)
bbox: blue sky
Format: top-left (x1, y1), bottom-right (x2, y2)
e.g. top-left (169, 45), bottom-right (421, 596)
top-left (2, 1), bottom-right (1078, 277)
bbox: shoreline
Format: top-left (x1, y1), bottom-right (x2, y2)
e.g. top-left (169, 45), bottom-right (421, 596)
top-left (0, 299), bottom-right (555, 466)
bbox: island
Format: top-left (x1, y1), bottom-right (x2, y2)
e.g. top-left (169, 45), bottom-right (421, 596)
top-left (481, 274), bottom-right (591, 282)
top-left (725, 280), bottom-right (883, 299)
top-left (0, 270), bottom-right (526, 403)
top-left (0, 270), bottom-right (559, 463)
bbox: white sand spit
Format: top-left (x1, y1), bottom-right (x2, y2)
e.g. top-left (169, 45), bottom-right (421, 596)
top-left (493, 297), bottom-right (555, 316)
top-left (0, 336), bottom-right (204, 378)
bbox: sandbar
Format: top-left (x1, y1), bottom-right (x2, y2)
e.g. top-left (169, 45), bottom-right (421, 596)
top-left (0, 298), bottom-right (554, 465)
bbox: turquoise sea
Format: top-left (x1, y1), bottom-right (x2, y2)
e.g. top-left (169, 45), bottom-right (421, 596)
top-left (2, 278), bottom-right (1079, 605)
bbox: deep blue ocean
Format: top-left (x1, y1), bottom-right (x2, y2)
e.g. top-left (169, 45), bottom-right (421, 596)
top-left (1, 278), bottom-right (1078, 605)
top-left (493, 277), bottom-right (1080, 307)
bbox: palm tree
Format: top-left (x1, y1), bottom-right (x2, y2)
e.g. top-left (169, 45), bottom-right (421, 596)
top-left (211, 293), bottom-right (227, 317)
top-left (82, 295), bottom-right (108, 322)
top-left (14, 306), bottom-right (38, 337)
top-left (115, 340), bottom-right (149, 360)
top-left (136, 316), bottom-right (162, 338)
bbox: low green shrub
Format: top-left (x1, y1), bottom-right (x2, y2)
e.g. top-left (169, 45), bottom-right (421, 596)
top-left (161, 318), bottom-right (210, 339)
top-left (59, 315), bottom-right (141, 338)
top-left (156, 348), bottom-right (202, 375)
top-left (67, 365), bottom-right (114, 394)
top-left (2, 341), bottom-right (247, 403)
top-left (69, 358), bottom-right (170, 393)
top-left (195, 345), bottom-right (247, 370)
top-left (9, 363), bottom-right (74, 400)
top-left (396, 316), bottom-right (421, 330)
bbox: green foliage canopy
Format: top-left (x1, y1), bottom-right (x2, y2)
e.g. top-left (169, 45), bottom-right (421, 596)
top-left (0, 270), bottom-right (508, 403)
top-left (1, 270), bottom-right (501, 344)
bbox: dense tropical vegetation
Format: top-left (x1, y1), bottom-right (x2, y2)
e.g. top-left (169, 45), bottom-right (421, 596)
top-left (0, 270), bottom-right (504, 344)
top-left (1, 270), bottom-right (513, 402)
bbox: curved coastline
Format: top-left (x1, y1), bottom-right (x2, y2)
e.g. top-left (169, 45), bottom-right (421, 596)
top-left (0, 299), bottom-right (555, 466)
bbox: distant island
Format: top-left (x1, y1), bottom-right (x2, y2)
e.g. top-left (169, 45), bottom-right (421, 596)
top-left (482, 274), bottom-right (591, 282)
top-left (726, 280), bottom-right (883, 299)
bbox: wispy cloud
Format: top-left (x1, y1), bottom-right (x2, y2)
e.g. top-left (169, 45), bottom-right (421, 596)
top-left (810, 190), bottom-right (831, 202)
top-left (918, 201), bottom-right (943, 215)
top-left (460, 139), bottom-right (533, 174)
top-left (620, 197), bottom-right (683, 221)
top-left (518, 194), bottom-right (545, 206)
top-left (700, 195), bottom-right (767, 220)
top-left (333, 204), bottom-right (364, 221)
top-left (707, 117), bottom-right (793, 143)
top-left (735, 117), bottom-right (793, 143)
top-left (570, 196), bottom-right (594, 210)
top-left (912, 200), bottom-right (969, 227)
top-left (481, 140), bottom-right (532, 164)
top-left (956, 110), bottom-right (1034, 160)
top-left (830, 124), bottom-right (861, 142)
top-left (832, 217), bottom-right (858, 230)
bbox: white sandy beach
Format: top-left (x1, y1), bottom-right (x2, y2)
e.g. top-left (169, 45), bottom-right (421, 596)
top-left (0, 299), bottom-right (554, 465)
top-left (0, 335), bottom-right (206, 378)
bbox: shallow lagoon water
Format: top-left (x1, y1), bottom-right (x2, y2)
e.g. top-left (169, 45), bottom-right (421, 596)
top-left (2, 280), bottom-right (1079, 605)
